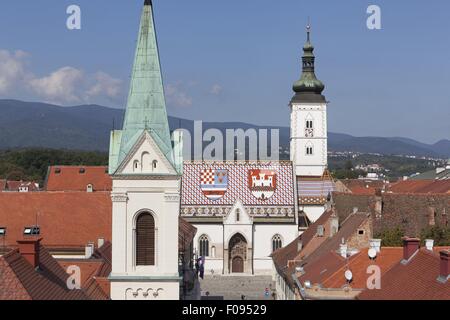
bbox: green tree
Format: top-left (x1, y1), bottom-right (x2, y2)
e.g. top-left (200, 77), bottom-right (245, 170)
top-left (376, 227), bottom-right (405, 247)
top-left (420, 226), bottom-right (450, 246)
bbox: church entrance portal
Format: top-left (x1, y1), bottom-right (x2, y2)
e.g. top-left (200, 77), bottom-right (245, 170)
top-left (229, 233), bottom-right (247, 273)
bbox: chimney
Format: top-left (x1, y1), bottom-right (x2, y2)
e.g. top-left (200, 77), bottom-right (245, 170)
top-left (98, 237), bottom-right (105, 248)
top-left (17, 238), bottom-right (43, 269)
top-left (85, 242), bottom-right (95, 259)
top-left (330, 212), bottom-right (339, 237)
top-left (339, 243), bottom-right (348, 258)
top-left (438, 250), bottom-right (450, 282)
top-left (369, 239), bottom-right (382, 253)
top-left (425, 239), bottom-right (434, 251)
top-left (294, 266), bottom-right (304, 278)
top-left (402, 237), bottom-right (420, 261)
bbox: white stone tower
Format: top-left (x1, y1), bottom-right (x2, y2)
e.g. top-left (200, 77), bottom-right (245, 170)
top-left (108, 0), bottom-right (182, 300)
top-left (290, 24), bottom-right (328, 177)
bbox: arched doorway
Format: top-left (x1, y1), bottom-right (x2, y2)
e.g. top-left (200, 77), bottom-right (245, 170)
top-left (229, 233), bottom-right (247, 273)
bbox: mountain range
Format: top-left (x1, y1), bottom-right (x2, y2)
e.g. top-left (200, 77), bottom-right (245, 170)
top-left (0, 99), bottom-right (448, 158)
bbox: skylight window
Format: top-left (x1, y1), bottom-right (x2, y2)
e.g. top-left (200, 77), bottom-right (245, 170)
top-left (0, 227), bottom-right (6, 236)
top-left (23, 226), bottom-right (40, 235)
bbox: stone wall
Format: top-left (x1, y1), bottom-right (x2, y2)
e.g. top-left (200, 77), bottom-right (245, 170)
top-left (347, 218), bottom-right (373, 250)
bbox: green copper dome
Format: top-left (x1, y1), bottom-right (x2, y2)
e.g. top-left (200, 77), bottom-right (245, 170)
top-left (291, 25), bottom-right (326, 103)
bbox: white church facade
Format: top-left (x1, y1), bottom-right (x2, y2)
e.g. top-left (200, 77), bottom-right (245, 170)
top-left (108, 0), bottom-right (335, 299)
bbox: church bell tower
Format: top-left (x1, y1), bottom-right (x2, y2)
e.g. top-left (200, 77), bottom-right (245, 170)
top-left (290, 24), bottom-right (328, 177)
top-left (108, 0), bottom-right (182, 300)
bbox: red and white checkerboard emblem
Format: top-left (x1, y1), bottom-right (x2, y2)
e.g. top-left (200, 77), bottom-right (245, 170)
top-left (200, 169), bottom-right (228, 201)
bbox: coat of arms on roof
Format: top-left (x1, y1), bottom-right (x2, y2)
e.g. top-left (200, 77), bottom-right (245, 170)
top-left (200, 169), bottom-right (228, 201)
top-left (248, 170), bottom-right (277, 200)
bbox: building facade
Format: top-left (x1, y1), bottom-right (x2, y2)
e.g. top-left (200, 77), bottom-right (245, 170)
top-left (181, 161), bottom-right (298, 275)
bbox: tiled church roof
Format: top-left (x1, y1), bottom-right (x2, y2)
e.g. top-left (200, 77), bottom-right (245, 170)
top-left (181, 161), bottom-right (295, 207)
top-left (297, 175), bottom-right (336, 205)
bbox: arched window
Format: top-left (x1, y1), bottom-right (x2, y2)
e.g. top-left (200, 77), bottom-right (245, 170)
top-left (211, 246), bottom-right (216, 258)
top-left (199, 235), bottom-right (209, 257)
top-left (136, 212), bottom-right (155, 266)
top-left (133, 160), bottom-right (139, 172)
top-left (152, 160), bottom-right (158, 171)
top-left (272, 235), bottom-right (283, 252)
top-left (306, 142), bottom-right (314, 156)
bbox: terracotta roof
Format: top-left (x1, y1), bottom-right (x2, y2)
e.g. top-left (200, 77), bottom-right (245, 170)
top-left (340, 179), bottom-right (385, 195)
top-left (389, 180), bottom-right (450, 194)
top-left (0, 245), bottom-right (89, 300)
top-left (45, 166), bottom-right (111, 192)
top-left (322, 247), bottom-right (403, 289)
top-left (0, 180), bottom-right (40, 192)
top-left (301, 212), bottom-right (370, 266)
top-left (5, 181), bottom-right (22, 191)
top-left (297, 250), bottom-right (346, 288)
top-left (0, 192), bottom-right (112, 248)
top-left (57, 241), bottom-right (112, 300)
top-left (358, 248), bottom-right (450, 300)
top-left (272, 209), bottom-right (334, 273)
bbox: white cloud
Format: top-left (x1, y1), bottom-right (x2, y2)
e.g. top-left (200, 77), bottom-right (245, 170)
top-left (165, 83), bottom-right (193, 108)
top-left (28, 66), bottom-right (84, 103)
top-left (0, 50), bottom-right (28, 94)
top-left (86, 71), bottom-right (122, 99)
top-left (210, 84), bottom-right (222, 95)
top-left (0, 49), bottom-right (124, 105)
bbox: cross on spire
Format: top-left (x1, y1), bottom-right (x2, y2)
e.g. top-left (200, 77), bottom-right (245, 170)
top-left (307, 18), bottom-right (311, 42)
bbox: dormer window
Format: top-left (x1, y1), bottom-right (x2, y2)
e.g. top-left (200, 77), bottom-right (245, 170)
top-left (86, 184), bottom-right (93, 193)
top-left (0, 227), bottom-right (6, 236)
top-left (55, 168), bottom-right (61, 174)
top-left (79, 168), bottom-right (86, 174)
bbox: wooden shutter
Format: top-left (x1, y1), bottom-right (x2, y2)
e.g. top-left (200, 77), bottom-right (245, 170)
top-left (136, 212), bottom-right (155, 266)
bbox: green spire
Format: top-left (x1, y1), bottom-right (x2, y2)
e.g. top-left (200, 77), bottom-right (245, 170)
top-left (292, 23), bottom-right (326, 103)
top-left (117, 0), bottom-right (174, 168)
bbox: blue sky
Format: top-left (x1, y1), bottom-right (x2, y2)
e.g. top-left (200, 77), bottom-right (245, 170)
top-left (0, 0), bottom-right (449, 143)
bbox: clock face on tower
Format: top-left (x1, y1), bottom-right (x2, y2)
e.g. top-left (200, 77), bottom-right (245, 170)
top-left (305, 128), bottom-right (314, 138)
